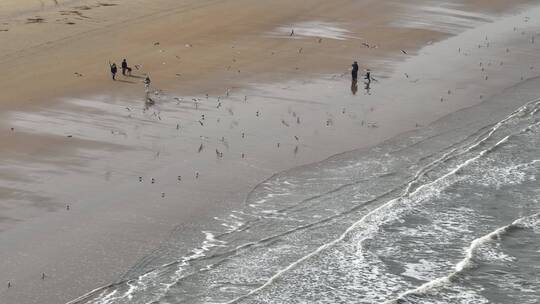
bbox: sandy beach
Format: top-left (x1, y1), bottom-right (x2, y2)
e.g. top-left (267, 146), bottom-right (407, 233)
top-left (1, 0), bottom-right (539, 303)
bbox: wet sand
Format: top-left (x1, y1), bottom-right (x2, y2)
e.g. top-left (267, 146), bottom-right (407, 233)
top-left (0, 0), bottom-right (539, 303)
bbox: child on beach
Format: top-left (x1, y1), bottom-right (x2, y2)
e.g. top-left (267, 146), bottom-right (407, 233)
top-left (365, 69), bottom-right (372, 83)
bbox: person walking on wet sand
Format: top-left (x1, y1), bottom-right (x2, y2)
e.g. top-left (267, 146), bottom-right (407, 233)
top-left (109, 62), bottom-right (118, 80)
top-left (351, 61), bottom-right (359, 81)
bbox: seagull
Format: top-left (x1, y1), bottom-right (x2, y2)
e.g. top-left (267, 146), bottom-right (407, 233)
top-left (401, 49), bottom-right (407, 54)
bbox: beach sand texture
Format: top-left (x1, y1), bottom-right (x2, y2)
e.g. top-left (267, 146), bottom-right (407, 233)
top-left (0, 0), bottom-right (539, 303)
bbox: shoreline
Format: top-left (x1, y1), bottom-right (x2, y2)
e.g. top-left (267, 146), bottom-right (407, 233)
top-left (1, 1), bottom-right (540, 303)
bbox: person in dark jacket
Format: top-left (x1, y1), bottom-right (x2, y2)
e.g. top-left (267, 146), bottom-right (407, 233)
top-left (351, 61), bottom-right (359, 81)
top-left (110, 63), bottom-right (117, 80)
top-left (121, 59), bottom-right (128, 76)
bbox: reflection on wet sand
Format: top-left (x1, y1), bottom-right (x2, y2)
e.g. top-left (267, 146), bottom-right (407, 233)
top-left (351, 79), bottom-right (358, 95)
top-left (364, 79), bottom-right (371, 95)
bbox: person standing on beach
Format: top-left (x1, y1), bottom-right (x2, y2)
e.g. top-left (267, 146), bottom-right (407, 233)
top-left (121, 59), bottom-right (129, 76)
top-left (351, 61), bottom-right (359, 81)
top-left (110, 62), bottom-right (118, 80)
top-left (365, 69), bottom-right (372, 83)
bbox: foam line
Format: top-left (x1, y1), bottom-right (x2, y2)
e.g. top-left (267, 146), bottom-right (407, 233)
top-left (224, 100), bottom-right (537, 304)
top-left (383, 213), bottom-right (540, 303)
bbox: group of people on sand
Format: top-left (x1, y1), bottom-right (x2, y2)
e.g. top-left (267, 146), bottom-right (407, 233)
top-left (351, 61), bottom-right (372, 83)
top-left (109, 58), bottom-right (367, 96)
top-left (109, 59), bottom-right (132, 80)
top-left (109, 58), bottom-right (151, 90)
top-left (351, 61), bottom-right (373, 95)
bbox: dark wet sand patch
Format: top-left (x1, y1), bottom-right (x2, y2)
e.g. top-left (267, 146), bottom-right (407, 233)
top-left (60, 10), bottom-right (90, 19)
top-left (26, 17), bottom-right (45, 24)
top-left (97, 3), bottom-right (118, 7)
top-left (74, 5), bottom-right (93, 10)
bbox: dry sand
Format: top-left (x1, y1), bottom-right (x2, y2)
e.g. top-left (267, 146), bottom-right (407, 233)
top-left (0, 0), bottom-right (539, 303)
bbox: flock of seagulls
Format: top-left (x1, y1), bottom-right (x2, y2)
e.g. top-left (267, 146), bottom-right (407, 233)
top-left (5, 12), bottom-right (540, 292)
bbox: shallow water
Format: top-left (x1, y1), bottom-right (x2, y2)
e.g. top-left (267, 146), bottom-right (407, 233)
top-left (64, 5), bottom-right (540, 302)
top-left (1, 2), bottom-right (535, 303)
top-left (67, 59), bottom-right (540, 304)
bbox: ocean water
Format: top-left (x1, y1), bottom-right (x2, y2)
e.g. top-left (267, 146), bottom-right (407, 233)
top-left (68, 70), bottom-right (540, 303)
